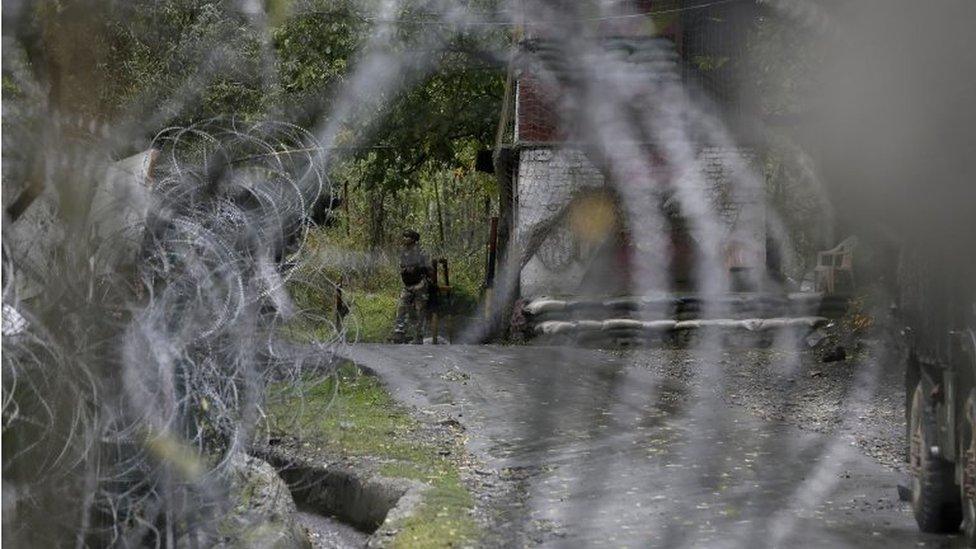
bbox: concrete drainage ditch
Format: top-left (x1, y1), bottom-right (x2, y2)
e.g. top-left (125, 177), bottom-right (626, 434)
top-left (257, 450), bottom-right (426, 547)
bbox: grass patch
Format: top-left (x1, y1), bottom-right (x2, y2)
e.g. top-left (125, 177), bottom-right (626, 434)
top-left (347, 290), bottom-right (398, 343)
top-left (278, 289), bottom-right (399, 344)
top-left (280, 284), bottom-right (479, 345)
top-left (281, 228), bottom-right (485, 344)
top-left (267, 365), bottom-right (480, 547)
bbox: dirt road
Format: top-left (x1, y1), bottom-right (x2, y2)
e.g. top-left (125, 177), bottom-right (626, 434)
top-left (339, 344), bottom-right (950, 547)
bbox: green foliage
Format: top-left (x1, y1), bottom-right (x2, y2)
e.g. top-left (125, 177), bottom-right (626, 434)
top-left (273, 0), bottom-right (506, 193)
top-left (100, 1), bottom-right (269, 128)
top-left (357, 61), bottom-right (504, 193)
top-left (747, 12), bottom-right (830, 277)
top-left (390, 478), bottom-right (478, 549)
top-left (22, 0), bottom-right (505, 198)
top-left (284, 159), bottom-right (493, 344)
top-left (22, 0), bottom-right (504, 342)
top-left (746, 12), bottom-right (823, 118)
top-left (347, 290), bottom-right (399, 342)
top-left (285, 216), bottom-right (484, 344)
top-left (763, 137), bottom-right (828, 279)
top-left (271, 1), bottom-right (367, 121)
top-left (1, 75), bottom-right (24, 100)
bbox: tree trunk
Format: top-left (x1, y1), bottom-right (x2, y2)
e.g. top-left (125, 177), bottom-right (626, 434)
top-left (344, 179), bottom-right (351, 236)
top-left (434, 174), bottom-right (445, 247)
top-left (368, 187), bottom-right (387, 251)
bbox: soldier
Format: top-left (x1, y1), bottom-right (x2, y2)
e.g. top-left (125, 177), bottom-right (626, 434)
top-left (392, 229), bottom-right (431, 344)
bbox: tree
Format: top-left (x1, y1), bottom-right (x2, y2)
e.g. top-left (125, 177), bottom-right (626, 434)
top-left (6, 0), bottom-right (506, 249)
top-left (273, 0), bottom-right (506, 248)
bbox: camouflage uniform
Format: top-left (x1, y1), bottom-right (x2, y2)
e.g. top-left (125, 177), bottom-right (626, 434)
top-left (392, 244), bottom-right (430, 343)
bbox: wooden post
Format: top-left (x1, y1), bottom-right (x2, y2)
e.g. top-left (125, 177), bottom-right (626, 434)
top-left (485, 216), bottom-right (499, 320)
top-left (434, 174), bottom-right (445, 247)
top-left (343, 179), bottom-right (350, 236)
top-left (335, 282), bottom-right (348, 329)
top-left (441, 259), bottom-right (453, 343)
top-left (430, 259), bottom-right (439, 344)
top-left (487, 216), bottom-right (499, 286)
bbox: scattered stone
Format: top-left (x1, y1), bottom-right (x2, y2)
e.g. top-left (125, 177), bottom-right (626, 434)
top-left (436, 417), bottom-right (464, 430)
top-left (221, 453), bottom-right (312, 549)
top-left (806, 329), bottom-right (828, 348)
top-left (440, 368), bottom-right (471, 382)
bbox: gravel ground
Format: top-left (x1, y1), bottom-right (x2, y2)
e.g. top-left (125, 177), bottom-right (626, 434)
top-left (296, 511), bottom-right (368, 549)
top-left (625, 339), bottom-right (909, 473)
top-left (342, 343), bottom-right (933, 547)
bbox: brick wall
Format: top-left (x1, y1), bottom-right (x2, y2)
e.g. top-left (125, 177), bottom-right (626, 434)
top-left (691, 146), bottom-right (765, 273)
top-left (514, 145), bottom-right (765, 298)
top-left (516, 148), bottom-right (606, 297)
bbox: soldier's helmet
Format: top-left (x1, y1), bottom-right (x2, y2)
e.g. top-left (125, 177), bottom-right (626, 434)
top-left (402, 229), bottom-right (420, 243)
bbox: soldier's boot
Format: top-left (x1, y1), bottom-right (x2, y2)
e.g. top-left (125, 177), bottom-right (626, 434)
top-left (410, 318), bottom-right (424, 344)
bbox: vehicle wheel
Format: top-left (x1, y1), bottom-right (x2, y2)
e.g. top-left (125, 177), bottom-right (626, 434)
top-left (960, 392), bottom-right (976, 546)
top-left (910, 382), bottom-right (962, 532)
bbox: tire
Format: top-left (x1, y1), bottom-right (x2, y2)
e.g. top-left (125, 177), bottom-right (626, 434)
top-left (905, 354), bottom-right (921, 463)
top-left (910, 382), bottom-right (962, 533)
top-left (960, 392), bottom-right (976, 546)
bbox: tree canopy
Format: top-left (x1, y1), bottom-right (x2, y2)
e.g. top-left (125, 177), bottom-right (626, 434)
top-left (7, 0), bottom-right (507, 195)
